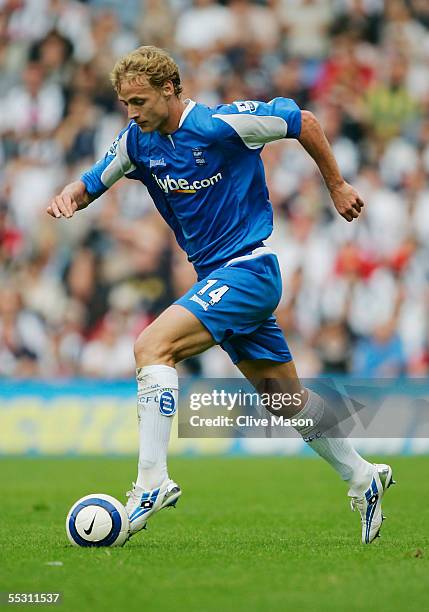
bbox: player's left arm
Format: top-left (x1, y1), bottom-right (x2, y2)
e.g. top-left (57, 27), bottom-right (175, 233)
top-left (298, 110), bottom-right (364, 222)
top-left (213, 99), bottom-right (364, 222)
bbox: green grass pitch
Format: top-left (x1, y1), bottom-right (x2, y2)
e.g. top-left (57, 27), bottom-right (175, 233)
top-left (1, 455), bottom-right (428, 611)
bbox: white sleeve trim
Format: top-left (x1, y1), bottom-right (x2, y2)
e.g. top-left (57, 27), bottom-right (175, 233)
top-left (101, 129), bottom-right (136, 187)
top-left (213, 113), bottom-right (288, 149)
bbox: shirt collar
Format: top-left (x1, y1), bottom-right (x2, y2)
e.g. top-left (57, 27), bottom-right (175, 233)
top-left (178, 99), bottom-right (196, 128)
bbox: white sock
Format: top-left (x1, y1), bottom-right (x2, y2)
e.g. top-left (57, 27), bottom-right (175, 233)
top-left (135, 365), bottom-right (178, 490)
top-left (294, 389), bottom-right (374, 496)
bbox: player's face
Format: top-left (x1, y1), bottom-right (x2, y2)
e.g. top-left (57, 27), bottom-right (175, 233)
top-left (118, 77), bottom-right (173, 134)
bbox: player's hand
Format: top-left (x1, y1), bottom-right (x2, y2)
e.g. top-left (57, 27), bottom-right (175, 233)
top-left (46, 192), bottom-right (79, 219)
top-left (329, 181), bottom-right (365, 222)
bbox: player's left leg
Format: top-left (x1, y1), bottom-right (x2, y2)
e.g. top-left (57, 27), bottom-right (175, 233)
top-left (126, 304), bottom-right (215, 535)
top-left (236, 357), bottom-right (395, 543)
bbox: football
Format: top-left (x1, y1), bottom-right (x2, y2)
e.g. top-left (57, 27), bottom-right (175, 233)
top-left (66, 493), bottom-right (129, 547)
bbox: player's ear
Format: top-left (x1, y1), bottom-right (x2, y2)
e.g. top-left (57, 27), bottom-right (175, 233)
top-left (162, 80), bottom-right (174, 98)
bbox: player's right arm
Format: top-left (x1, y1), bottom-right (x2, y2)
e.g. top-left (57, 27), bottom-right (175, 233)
top-left (46, 124), bottom-right (136, 219)
top-left (46, 180), bottom-right (94, 218)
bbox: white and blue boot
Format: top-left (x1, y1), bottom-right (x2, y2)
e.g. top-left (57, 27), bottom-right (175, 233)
top-left (350, 463), bottom-right (396, 544)
top-left (126, 479), bottom-right (182, 535)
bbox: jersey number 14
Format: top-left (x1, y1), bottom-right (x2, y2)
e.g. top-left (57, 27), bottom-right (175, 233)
top-left (197, 279), bottom-right (230, 305)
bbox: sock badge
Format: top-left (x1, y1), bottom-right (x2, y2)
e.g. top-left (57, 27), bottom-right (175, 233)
top-left (159, 391), bottom-right (176, 416)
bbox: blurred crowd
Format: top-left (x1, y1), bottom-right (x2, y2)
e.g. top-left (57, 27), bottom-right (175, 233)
top-left (0, 0), bottom-right (429, 379)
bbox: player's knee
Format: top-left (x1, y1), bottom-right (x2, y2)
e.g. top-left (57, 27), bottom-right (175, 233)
top-left (134, 329), bottom-right (176, 368)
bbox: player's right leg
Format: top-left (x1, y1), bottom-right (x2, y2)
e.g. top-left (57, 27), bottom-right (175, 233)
top-left (126, 247), bottom-right (294, 536)
top-left (126, 247), bottom-right (284, 535)
top-left (126, 304), bottom-right (215, 535)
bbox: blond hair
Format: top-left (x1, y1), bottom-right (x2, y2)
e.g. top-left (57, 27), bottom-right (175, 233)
top-left (110, 46), bottom-right (182, 96)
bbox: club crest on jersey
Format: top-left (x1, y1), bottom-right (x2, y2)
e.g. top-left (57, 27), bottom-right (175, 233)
top-left (192, 147), bottom-right (206, 166)
top-left (234, 100), bottom-right (259, 113)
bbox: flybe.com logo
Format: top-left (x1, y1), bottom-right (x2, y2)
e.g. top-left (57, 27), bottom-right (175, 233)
top-left (152, 172), bottom-right (223, 194)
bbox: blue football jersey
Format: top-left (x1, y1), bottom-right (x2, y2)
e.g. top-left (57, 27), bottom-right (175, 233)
top-left (81, 98), bottom-right (302, 279)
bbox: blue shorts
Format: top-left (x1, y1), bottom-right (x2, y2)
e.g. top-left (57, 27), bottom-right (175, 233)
top-left (175, 247), bottom-right (293, 364)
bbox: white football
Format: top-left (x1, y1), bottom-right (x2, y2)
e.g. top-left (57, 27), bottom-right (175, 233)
top-left (66, 493), bottom-right (129, 547)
